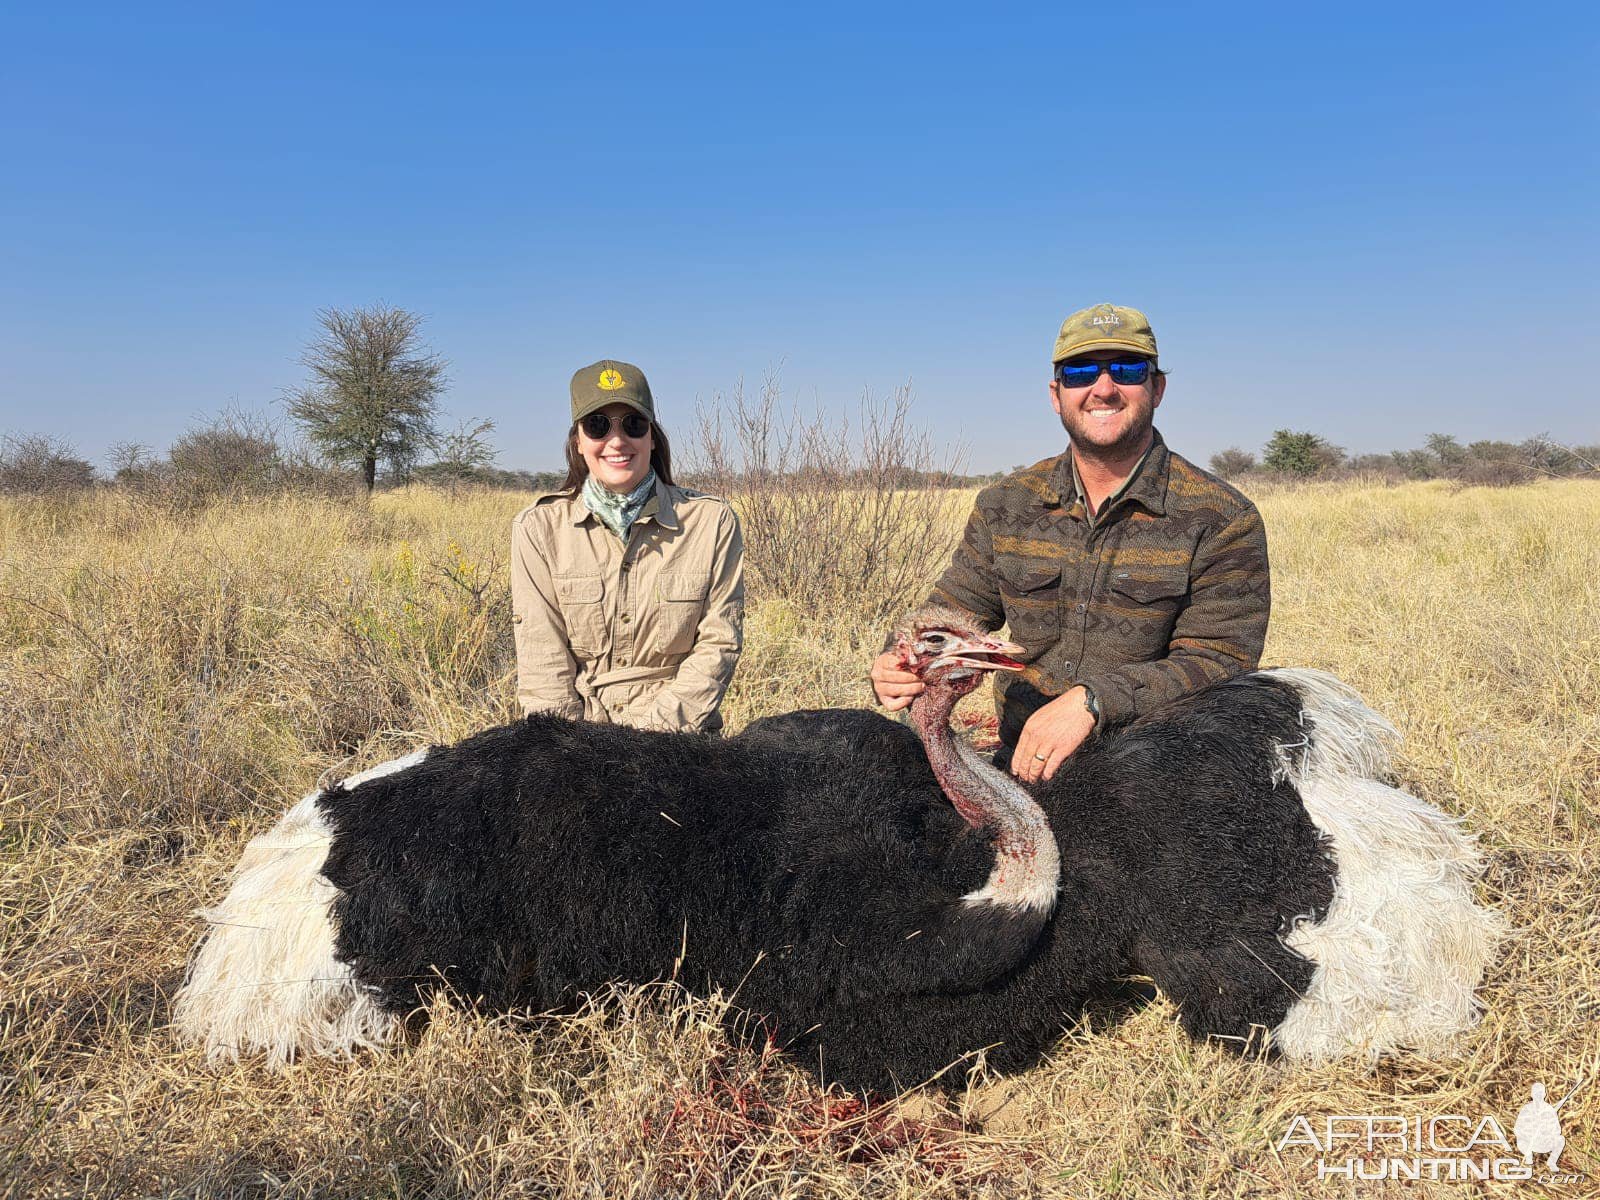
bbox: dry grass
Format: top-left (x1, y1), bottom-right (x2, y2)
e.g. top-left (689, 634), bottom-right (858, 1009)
top-left (1, 479), bottom-right (1596, 1198)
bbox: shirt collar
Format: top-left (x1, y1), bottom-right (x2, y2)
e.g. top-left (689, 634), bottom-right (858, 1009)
top-left (1049, 427), bottom-right (1170, 518)
top-left (648, 477), bottom-right (680, 529)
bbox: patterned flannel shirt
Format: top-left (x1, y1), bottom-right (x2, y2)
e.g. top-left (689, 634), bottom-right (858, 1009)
top-left (921, 428), bottom-right (1270, 749)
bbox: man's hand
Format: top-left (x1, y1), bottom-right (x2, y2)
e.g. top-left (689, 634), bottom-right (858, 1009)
top-left (870, 650), bottom-right (924, 711)
top-left (1012, 686), bottom-right (1096, 783)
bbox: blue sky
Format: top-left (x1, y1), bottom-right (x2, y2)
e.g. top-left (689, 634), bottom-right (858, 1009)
top-left (2, 2), bottom-right (1595, 474)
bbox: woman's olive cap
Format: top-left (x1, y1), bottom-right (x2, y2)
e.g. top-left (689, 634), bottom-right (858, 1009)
top-left (1052, 303), bottom-right (1159, 365)
top-left (571, 359), bottom-right (656, 424)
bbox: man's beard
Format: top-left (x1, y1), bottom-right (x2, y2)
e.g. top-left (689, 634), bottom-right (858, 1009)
top-left (1061, 408), bottom-right (1154, 462)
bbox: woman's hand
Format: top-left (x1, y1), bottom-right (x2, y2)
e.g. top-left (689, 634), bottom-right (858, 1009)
top-left (870, 650), bottom-right (924, 711)
top-left (1011, 686), bottom-right (1096, 783)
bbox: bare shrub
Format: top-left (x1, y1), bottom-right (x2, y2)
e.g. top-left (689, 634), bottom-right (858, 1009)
top-left (106, 440), bottom-right (155, 483)
top-left (167, 408), bottom-right (283, 498)
top-left (1456, 442), bottom-right (1534, 487)
top-left (1524, 434), bottom-right (1598, 478)
top-left (414, 417), bottom-right (499, 492)
top-left (0, 432), bottom-right (96, 494)
top-left (1208, 447), bottom-right (1256, 478)
top-left (111, 409), bottom-right (362, 512)
top-left (691, 376), bottom-right (964, 633)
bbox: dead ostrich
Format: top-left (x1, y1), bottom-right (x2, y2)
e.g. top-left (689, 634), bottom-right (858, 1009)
top-left (174, 611), bottom-right (1500, 1091)
top-left (742, 612), bottom-right (1502, 1082)
top-left (173, 619), bottom-right (1057, 1089)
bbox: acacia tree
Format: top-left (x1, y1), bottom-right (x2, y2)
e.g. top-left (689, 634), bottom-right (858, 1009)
top-left (1262, 429), bottom-right (1343, 475)
top-left (285, 305), bottom-right (447, 492)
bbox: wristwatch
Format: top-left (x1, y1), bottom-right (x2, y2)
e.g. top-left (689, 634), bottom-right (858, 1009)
top-left (1079, 683), bottom-right (1101, 726)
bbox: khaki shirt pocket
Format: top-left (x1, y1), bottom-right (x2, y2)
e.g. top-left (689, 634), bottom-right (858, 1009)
top-left (554, 574), bottom-right (607, 656)
top-left (656, 571), bottom-right (711, 655)
top-left (997, 558), bottom-right (1062, 654)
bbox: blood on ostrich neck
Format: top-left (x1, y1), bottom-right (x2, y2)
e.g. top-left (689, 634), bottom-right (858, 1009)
top-left (897, 624), bottom-right (1060, 913)
top-left (907, 668), bottom-right (991, 832)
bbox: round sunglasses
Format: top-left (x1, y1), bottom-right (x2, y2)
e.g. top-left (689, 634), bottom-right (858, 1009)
top-left (1055, 359), bottom-right (1153, 388)
top-left (579, 411), bottom-right (652, 440)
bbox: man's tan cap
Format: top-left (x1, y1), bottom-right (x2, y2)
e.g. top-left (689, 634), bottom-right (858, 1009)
top-left (1052, 303), bottom-right (1159, 364)
top-left (570, 359), bottom-right (656, 425)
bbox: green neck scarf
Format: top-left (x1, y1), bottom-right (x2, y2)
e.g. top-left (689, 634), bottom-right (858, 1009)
top-left (582, 470), bottom-right (656, 540)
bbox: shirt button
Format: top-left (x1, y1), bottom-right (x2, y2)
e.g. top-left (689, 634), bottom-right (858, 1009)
top-left (620, 562), bottom-right (631, 572)
top-left (621, 613), bottom-right (631, 623)
top-left (1066, 662), bottom-right (1074, 672)
top-left (1076, 602), bottom-right (1087, 612)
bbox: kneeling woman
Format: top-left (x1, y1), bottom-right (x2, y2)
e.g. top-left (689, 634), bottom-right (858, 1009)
top-left (512, 359), bottom-right (744, 732)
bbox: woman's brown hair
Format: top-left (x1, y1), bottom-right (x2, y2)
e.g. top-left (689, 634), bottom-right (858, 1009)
top-left (560, 421), bottom-right (674, 491)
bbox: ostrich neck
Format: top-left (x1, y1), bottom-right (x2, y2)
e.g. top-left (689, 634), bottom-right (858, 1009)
top-left (909, 685), bottom-right (996, 831)
top-left (910, 683), bottom-right (1060, 912)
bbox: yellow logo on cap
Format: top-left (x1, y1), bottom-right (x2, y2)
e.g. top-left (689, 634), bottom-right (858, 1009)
top-left (598, 369), bottom-right (624, 391)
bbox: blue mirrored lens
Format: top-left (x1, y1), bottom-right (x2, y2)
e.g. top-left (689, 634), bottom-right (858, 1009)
top-left (1057, 359), bottom-right (1151, 387)
top-left (1057, 365), bottom-right (1102, 387)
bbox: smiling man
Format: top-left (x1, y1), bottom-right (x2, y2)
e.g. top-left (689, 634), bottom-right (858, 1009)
top-left (870, 303), bottom-right (1271, 781)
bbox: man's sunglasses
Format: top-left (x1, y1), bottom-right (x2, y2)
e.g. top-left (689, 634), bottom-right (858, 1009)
top-left (1055, 358), bottom-right (1153, 388)
top-left (579, 411), bottom-right (652, 440)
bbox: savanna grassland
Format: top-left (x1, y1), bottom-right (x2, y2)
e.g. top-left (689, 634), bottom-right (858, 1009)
top-left (1, 479), bottom-right (1596, 1198)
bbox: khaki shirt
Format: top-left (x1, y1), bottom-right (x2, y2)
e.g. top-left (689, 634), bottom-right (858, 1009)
top-left (922, 429), bottom-right (1270, 746)
top-left (511, 480), bottom-right (745, 732)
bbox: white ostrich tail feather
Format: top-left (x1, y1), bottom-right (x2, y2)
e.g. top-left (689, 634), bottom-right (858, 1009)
top-left (172, 783), bottom-right (405, 1067)
top-left (1265, 669), bottom-right (1505, 1063)
top-left (1262, 667), bottom-right (1399, 782)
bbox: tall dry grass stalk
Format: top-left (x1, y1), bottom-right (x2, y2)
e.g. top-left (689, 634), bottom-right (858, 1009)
top-left (1, 478), bottom-right (1596, 1197)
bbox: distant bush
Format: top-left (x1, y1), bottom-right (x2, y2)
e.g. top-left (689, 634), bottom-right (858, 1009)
top-left (411, 464), bottom-right (566, 492)
top-left (1208, 447), bottom-right (1256, 478)
top-left (1377, 433), bottom-right (1597, 488)
top-left (168, 412), bottom-right (283, 497)
top-left (1262, 430), bottom-right (1343, 476)
top-left (413, 418), bottom-right (499, 493)
top-left (1343, 453), bottom-right (1404, 479)
top-left (0, 433), bottom-right (96, 494)
top-left (1235, 430), bottom-right (1599, 489)
top-left (103, 409), bottom-right (364, 510)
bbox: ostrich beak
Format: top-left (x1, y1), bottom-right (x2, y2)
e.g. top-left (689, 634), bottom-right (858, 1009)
top-left (928, 633), bottom-right (1026, 674)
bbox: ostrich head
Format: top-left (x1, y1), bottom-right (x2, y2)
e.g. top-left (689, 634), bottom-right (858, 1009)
top-left (893, 608), bottom-right (1025, 698)
top-left (894, 607), bottom-right (1059, 914)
